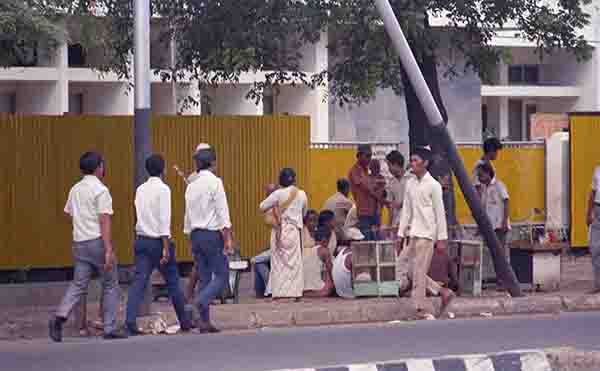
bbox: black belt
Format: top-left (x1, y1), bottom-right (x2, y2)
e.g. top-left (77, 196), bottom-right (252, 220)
top-left (136, 235), bottom-right (162, 241)
top-left (192, 228), bottom-right (220, 233)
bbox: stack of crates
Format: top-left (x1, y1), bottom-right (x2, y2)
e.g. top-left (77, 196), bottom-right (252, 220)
top-left (449, 239), bottom-right (484, 296)
top-left (351, 240), bottom-right (399, 297)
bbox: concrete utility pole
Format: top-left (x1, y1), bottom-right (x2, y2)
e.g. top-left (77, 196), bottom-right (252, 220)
top-left (373, 0), bottom-right (522, 297)
top-left (134, 0), bottom-right (153, 314)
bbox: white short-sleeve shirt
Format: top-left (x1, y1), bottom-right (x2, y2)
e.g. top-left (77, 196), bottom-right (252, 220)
top-left (481, 178), bottom-right (510, 231)
top-left (593, 167), bottom-right (600, 203)
top-left (64, 175), bottom-right (114, 242)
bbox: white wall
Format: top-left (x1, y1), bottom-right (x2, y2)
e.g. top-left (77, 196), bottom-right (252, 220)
top-left (212, 85), bottom-right (262, 115)
top-left (176, 83), bottom-right (202, 115)
top-left (151, 83), bottom-right (176, 115)
top-left (70, 83), bottom-right (133, 115)
top-left (16, 82), bottom-right (62, 114)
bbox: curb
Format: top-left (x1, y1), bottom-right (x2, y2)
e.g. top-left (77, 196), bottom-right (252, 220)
top-left (271, 350), bottom-right (551, 371)
top-left (169, 294), bottom-right (600, 332)
top-left (546, 347), bottom-right (600, 371)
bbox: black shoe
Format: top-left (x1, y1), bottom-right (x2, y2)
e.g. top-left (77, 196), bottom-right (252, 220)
top-left (49, 317), bottom-right (64, 343)
top-left (125, 326), bottom-right (144, 337)
top-left (103, 332), bottom-right (128, 340)
top-left (196, 320), bottom-right (220, 334)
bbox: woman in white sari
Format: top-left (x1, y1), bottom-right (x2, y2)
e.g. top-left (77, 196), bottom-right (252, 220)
top-left (260, 168), bottom-right (307, 300)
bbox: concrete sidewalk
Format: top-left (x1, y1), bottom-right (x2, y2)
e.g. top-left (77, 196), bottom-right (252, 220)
top-left (1, 253), bottom-right (598, 340)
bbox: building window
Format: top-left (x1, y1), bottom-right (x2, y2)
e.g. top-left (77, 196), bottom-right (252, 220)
top-left (481, 104), bottom-right (488, 136)
top-left (68, 44), bottom-right (87, 67)
top-left (69, 94), bottom-right (84, 115)
top-left (508, 65), bottom-right (539, 85)
top-left (263, 86), bottom-right (276, 115)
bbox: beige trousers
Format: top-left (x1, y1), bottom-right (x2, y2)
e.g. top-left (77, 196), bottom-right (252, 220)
top-left (396, 237), bottom-right (443, 310)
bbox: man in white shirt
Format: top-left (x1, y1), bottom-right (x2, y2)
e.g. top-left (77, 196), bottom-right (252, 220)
top-left (396, 147), bottom-right (454, 318)
top-left (477, 162), bottom-right (511, 288)
top-left (49, 152), bottom-right (124, 342)
top-left (185, 145), bottom-right (233, 333)
top-left (125, 154), bottom-right (192, 335)
top-left (385, 150), bottom-right (411, 228)
top-left (472, 137), bottom-right (503, 195)
top-left (587, 166), bottom-right (600, 293)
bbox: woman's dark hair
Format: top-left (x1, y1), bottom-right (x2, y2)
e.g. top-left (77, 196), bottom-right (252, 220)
top-left (483, 138), bottom-right (503, 154)
top-left (304, 209), bottom-right (318, 223)
top-left (194, 148), bottom-right (216, 171)
top-left (279, 168), bottom-right (296, 187)
top-left (318, 210), bottom-right (335, 226)
top-left (79, 152), bottom-right (103, 175)
top-left (146, 154), bottom-right (165, 177)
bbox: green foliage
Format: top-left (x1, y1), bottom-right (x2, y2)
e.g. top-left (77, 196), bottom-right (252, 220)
top-left (0, 0), bottom-right (66, 66)
top-left (1, 0), bottom-right (593, 108)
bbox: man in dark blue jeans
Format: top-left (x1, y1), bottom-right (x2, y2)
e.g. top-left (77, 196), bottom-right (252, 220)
top-left (126, 154), bottom-right (191, 335)
top-left (184, 145), bottom-right (233, 333)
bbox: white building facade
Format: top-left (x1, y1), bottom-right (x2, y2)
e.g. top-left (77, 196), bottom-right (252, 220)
top-left (1, 5), bottom-right (599, 144)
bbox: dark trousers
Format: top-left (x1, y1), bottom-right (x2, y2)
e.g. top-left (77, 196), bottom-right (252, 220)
top-left (358, 215), bottom-right (379, 241)
top-left (191, 229), bottom-right (229, 323)
top-left (126, 238), bottom-right (189, 329)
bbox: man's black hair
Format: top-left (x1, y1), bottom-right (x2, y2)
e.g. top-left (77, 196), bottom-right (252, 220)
top-left (410, 147), bottom-right (432, 164)
top-left (483, 137), bottom-right (503, 154)
top-left (357, 144), bottom-right (372, 158)
top-left (194, 148), bottom-right (216, 171)
top-left (279, 168), bottom-right (296, 187)
top-left (146, 154), bottom-right (165, 177)
top-left (386, 150), bottom-right (405, 167)
top-left (318, 210), bottom-right (335, 226)
top-left (79, 152), bottom-right (103, 175)
top-left (337, 178), bottom-right (350, 193)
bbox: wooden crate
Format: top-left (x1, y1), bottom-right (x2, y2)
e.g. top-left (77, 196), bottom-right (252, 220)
top-left (351, 240), bottom-right (399, 297)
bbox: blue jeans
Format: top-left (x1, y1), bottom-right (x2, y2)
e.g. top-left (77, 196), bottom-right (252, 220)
top-left (254, 261), bottom-right (270, 298)
top-left (358, 215), bottom-right (379, 241)
top-left (125, 238), bottom-right (189, 330)
top-left (191, 229), bottom-right (229, 323)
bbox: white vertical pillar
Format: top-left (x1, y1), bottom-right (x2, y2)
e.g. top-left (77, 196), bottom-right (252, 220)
top-left (56, 42), bottom-right (69, 114)
top-left (313, 30), bottom-right (329, 142)
top-left (499, 97), bottom-right (509, 139)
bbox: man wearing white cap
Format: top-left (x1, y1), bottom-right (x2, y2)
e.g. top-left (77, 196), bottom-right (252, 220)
top-left (184, 144), bottom-right (233, 333)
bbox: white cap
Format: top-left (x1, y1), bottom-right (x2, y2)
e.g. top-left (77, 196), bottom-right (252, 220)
top-left (345, 227), bottom-right (365, 241)
top-left (195, 143), bottom-right (211, 153)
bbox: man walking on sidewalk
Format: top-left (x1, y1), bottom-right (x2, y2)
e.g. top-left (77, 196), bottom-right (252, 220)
top-left (184, 145), bottom-right (233, 333)
top-left (587, 165), bottom-right (600, 294)
top-left (49, 152), bottom-right (125, 342)
top-left (125, 154), bottom-right (192, 335)
top-left (396, 147), bottom-right (454, 318)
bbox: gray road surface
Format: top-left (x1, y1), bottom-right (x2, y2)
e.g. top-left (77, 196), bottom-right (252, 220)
top-left (2, 312), bottom-right (600, 371)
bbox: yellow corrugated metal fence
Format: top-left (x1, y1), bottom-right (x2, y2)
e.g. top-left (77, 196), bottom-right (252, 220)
top-left (0, 115), bottom-right (309, 270)
top-left (570, 114), bottom-right (600, 248)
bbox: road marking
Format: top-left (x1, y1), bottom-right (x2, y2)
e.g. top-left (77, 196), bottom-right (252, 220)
top-left (463, 356), bottom-right (494, 371)
top-left (519, 352), bottom-right (551, 371)
top-left (405, 359), bottom-right (435, 371)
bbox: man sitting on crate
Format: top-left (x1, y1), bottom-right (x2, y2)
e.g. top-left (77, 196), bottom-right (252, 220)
top-left (395, 147), bottom-right (455, 319)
